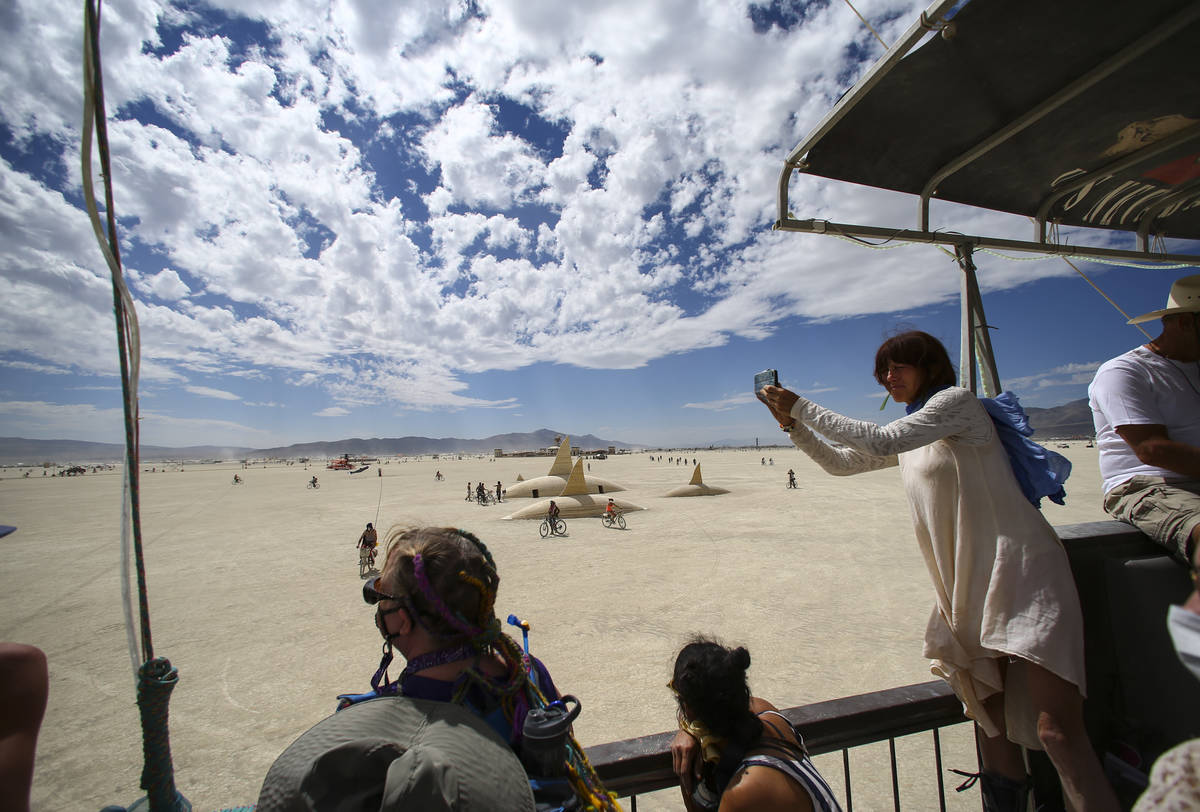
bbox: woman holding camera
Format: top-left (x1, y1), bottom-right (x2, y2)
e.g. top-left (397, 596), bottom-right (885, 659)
top-left (758, 330), bottom-right (1117, 812)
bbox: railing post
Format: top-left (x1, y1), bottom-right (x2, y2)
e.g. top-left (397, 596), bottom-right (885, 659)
top-left (889, 738), bottom-right (900, 811)
top-left (934, 727), bottom-right (947, 812)
top-left (843, 749), bottom-right (853, 811)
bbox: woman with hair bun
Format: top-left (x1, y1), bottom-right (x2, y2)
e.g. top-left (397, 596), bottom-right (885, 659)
top-left (758, 330), bottom-right (1118, 811)
top-left (669, 637), bottom-right (841, 812)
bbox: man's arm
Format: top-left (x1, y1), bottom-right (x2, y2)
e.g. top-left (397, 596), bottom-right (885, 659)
top-left (1114, 424), bottom-right (1200, 479)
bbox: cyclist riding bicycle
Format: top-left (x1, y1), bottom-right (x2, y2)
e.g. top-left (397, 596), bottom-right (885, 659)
top-left (358, 522), bottom-right (378, 552)
top-left (605, 498), bottom-right (618, 517)
top-left (310, 476), bottom-right (319, 488)
top-left (357, 522), bottom-right (379, 573)
top-left (547, 500), bottom-right (560, 523)
top-left (787, 469), bottom-right (796, 489)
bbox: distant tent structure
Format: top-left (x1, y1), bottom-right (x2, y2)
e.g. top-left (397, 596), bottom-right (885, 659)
top-left (666, 464), bottom-right (729, 497)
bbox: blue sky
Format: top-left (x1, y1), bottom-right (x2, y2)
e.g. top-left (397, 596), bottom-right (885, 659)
top-left (0, 0), bottom-right (1194, 449)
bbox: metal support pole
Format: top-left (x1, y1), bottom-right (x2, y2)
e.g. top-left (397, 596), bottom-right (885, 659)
top-left (959, 248), bottom-right (976, 393)
top-left (955, 245), bottom-right (1001, 396)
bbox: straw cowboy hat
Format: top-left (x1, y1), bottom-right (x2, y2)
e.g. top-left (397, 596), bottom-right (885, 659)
top-left (257, 696), bottom-right (535, 812)
top-left (1128, 273), bottom-right (1200, 324)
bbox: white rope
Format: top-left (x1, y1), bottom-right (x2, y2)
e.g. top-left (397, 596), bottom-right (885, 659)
top-left (83, 2), bottom-right (144, 679)
top-left (839, 0), bottom-right (889, 49)
top-left (1047, 254), bottom-right (1198, 271)
top-left (1056, 256), bottom-right (1153, 340)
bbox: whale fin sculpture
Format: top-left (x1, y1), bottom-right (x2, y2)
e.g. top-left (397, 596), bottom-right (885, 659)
top-left (547, 436), bottom-right (572, 477)
top-left (515, 473), bottom-right (524, 482)
top-left (559, 459), bottom-right (589, 496)
top-left (666, 463), bottom-right (729, 497)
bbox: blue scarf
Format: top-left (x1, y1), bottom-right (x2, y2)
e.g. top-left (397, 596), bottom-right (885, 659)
top-left (906, 386), bottom-right (1070, 508)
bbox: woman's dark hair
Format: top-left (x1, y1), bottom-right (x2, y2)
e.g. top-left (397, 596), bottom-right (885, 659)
top-left (672, 637), bottom-right (758, 746)
top-left (873, 330), bottom-right (956, 398)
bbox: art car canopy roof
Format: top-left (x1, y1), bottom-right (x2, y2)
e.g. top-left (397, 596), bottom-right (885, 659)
top-left (779, 0), bottom-right (1200, 257)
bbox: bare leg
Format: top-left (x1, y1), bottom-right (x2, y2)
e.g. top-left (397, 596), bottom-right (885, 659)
top-left (0, 643), bottom-right (48, 812)
top-left (976, 690), bottom-right (1026, 782)
top-left (1024, 662), bottom-right (1119, 812)
top-left (1184, 526), bottom-right (1199, 613)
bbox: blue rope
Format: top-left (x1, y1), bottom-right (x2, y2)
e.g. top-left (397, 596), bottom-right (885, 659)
top-left (136, 658), bottom-right (189, 812)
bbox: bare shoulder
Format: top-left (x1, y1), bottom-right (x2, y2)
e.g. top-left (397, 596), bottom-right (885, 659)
top-left (749, 696), bottom-right (779, 714)
top-left (719, 766), bottom-right (814, 812)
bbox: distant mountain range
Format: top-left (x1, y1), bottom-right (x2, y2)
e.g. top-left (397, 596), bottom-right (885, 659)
top-left (0, 400), bottom-right (1098, 464)
top-left (0, 430), bottom-right (634, 464)
top-left (703, 398), bottom-right (1097, 446)
top-left (1024, 398), bottom-right (1096, 438)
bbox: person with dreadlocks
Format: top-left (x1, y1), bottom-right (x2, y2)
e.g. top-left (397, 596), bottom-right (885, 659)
top-left (345, 525), bottom-right (621, 810)
top-left (669, 637), bottom-right (841, 812)
top-left (354, 525), bottom-right (558, 746)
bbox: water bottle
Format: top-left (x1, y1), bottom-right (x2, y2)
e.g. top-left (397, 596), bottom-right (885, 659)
top-left (521, 695), bottom-right (582, 778)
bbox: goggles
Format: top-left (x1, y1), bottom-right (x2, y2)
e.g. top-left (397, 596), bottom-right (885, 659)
top-left (363, 576), bottom-right (403, 605)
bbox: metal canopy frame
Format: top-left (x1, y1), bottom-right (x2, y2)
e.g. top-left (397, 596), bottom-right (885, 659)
top-left (774, 0), bottom-right (1200, 395)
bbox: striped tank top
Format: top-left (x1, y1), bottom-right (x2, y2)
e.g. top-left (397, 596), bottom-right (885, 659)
top-left (737, 711), bottom-right (843, 812)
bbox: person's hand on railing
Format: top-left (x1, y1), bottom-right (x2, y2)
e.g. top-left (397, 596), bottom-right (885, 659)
top-left (670, 729), bottom-right (701, 796)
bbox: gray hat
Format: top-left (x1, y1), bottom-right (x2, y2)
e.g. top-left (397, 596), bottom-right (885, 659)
top-left (1128, 273), bottom-right (1200, 324)
top-left (257, 697), bottom-right (535, 812)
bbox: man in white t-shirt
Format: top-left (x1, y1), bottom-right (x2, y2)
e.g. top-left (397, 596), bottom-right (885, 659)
top-left (1089, 274), bottom-right (1200, 566)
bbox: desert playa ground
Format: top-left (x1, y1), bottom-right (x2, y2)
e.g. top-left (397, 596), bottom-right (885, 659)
top-left (0, 443), bottom-right (1110, 811)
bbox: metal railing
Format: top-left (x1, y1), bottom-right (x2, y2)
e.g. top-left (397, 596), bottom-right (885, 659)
top-left (585, 679), bottom-right (971, 811)
top-left (583, 521), bottom-right (1192, 810)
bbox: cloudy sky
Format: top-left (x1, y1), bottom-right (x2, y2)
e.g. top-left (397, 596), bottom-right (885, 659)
top-left (0, 0), bottom-right (1191, 449)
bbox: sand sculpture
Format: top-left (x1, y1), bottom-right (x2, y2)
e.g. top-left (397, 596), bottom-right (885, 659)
top-left (665, 464), bottom-right (729, 497)
top-left (504, 459), bottom-right (644, 519)
top-left (503, 437), bottom-right (624, 498)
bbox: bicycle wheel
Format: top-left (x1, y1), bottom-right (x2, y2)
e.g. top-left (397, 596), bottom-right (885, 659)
top-left (616, 514), bottom-right (626, 530)
top-left (539, 520), bottom-right (550, 538)
top-left (554, 518), bottom-right (566, 536)
top-left (602, 514), bottom-right (612, 528)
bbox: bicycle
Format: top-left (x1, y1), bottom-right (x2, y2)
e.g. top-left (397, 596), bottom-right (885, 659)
top-left (601, 512), bottom-right (626, 530)
top-left (307, 481), bottom-right (320, 489)
top-left (358, 545), bottom-right (377, 577)
top-left (539, 517), bottom-right (566, 538)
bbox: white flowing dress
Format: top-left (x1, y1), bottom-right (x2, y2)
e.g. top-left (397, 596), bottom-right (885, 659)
top-left (786, 386), bottom-right (1086, 748)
